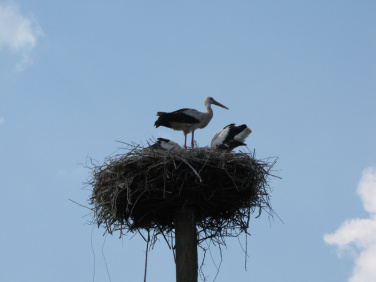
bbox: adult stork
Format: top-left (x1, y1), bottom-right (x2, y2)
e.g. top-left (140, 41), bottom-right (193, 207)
top-left (149, 138), bottom-right (182, 151)
top-left (154, 97), bottom-right (229, 149)
top-left (211, 123), bottom-right (252, 151)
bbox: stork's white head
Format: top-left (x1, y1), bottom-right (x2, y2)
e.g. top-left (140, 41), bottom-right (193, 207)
top-left (204, 97), bottom-right (229, 110)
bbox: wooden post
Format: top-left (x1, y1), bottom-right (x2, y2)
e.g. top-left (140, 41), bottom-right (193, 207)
top-left (175, 206), bottom-right (198, 282)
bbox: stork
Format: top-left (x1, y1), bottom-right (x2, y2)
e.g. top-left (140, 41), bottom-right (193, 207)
top-left (211, 123), bottom-right (252, 151)
top-left (149, 138), bottom-right (182, 151)
top-left (154, 97), bottom-right (229, 149)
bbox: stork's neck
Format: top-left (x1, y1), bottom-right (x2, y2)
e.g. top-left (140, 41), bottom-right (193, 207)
top-left (205, 102), bottom-right (214, 115)
top-left (205, 103), bottom-right (214, 121)
top-left (197, 102), bottom-right (213, 129)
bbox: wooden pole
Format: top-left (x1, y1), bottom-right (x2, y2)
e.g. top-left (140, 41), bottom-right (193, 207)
top-left (175, 206), bottom-right (198, 282)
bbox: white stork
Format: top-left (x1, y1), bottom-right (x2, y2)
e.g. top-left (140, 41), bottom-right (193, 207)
top-left (149, 138), bottom-right (182, 151)
top-left (154, 97), bottom-right (229, 149)
top-left (211, 123), bottom-right (252, 151)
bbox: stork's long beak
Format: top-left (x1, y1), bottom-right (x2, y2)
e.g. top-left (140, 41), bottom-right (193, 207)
top-left (212, 99), bottom-right (229, 110)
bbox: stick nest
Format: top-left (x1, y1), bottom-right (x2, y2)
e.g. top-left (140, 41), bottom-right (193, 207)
top-left (87, 143), bottom-right (276, 245)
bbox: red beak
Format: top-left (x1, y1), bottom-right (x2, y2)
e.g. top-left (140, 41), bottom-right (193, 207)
top-left (212, 99), bottom-right (229, 110)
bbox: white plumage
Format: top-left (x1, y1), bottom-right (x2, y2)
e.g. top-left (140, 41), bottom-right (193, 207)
top-left (154, 97), bottom-right (229, 148)
top-left (211, 123), bottom-right (252, 151)
top-left (149, 138), bottom-right (182, 151)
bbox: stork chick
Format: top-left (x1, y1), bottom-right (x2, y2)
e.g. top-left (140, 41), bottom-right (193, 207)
top-left (150, 138), bottom-right (182, 151)
top-left (211, 123), bottom-right (252, 151)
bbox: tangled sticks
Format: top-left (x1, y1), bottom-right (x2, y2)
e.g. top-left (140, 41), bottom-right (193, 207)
top-left (87, 144), bottom-right (277, 249)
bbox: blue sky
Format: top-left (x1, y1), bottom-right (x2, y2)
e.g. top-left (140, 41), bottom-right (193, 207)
top-left (1, 1), bottom-right (376, 281)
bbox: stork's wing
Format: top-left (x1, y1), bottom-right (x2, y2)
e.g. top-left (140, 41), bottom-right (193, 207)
top-left (155, 108), bottom-right (200, 127)
top-left (224, 124), bottom-right (248, 142)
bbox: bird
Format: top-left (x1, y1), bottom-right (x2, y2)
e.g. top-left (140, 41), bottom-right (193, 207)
top-left (148, 138), bottom-right (182, 151)
top-left (211, 123), bottom-right (252, 151)
top-left (154, 97), bottom-right (229, 149)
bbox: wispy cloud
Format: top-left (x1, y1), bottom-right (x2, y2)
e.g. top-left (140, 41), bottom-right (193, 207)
top-left (324, 167), bottom-right (376, 282)
top-left (0, 1), bottom-right (43, 71)
top-left (0, 117), bottom-right (5, 125)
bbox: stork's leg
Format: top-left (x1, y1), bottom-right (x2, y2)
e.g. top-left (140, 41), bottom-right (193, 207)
top-left (191, 131), bottom-right (195, 148)
top-left (184, 133), bottom-right (187, 149)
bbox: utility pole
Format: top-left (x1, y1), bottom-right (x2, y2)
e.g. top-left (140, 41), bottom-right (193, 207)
top-left (175, 206), bottom-right (198, 282)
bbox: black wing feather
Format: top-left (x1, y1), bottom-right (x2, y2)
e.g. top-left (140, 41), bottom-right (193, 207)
top-left (223, 124), bottom-right (247, 142)
top-left (154, 108), bottom-right (200, 128)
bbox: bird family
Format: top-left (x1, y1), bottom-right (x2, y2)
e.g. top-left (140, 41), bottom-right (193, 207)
top-left (153, 97), bottom-right (252, 151)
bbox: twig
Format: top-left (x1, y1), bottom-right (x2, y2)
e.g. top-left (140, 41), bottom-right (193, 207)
top-left (177, 156), bottom-right (203, 182)
top-left (144, 230), bottom-right (150, 282)
top-left (69, 199), bottom-right (93, 211)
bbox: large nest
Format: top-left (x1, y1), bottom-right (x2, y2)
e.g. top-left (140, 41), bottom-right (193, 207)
top-left (87, 143), bottom-right (277, 246)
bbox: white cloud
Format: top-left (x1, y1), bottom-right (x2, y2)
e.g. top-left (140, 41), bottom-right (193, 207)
top-left (0, 1), bottom-right (43, 71)
top-left (324, 167), bottom-right (376, 282)
top-left (357, 168), bottom-right (376, 214)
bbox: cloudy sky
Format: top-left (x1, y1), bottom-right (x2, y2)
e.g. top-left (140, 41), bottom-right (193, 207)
top-left (1, 1), bottom-right (375, 281)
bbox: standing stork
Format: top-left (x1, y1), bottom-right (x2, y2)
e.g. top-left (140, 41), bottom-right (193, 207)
top-left (211, 123), bottom-right (252, 151)
top-left (154, 97), bottom-right (229, 149)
